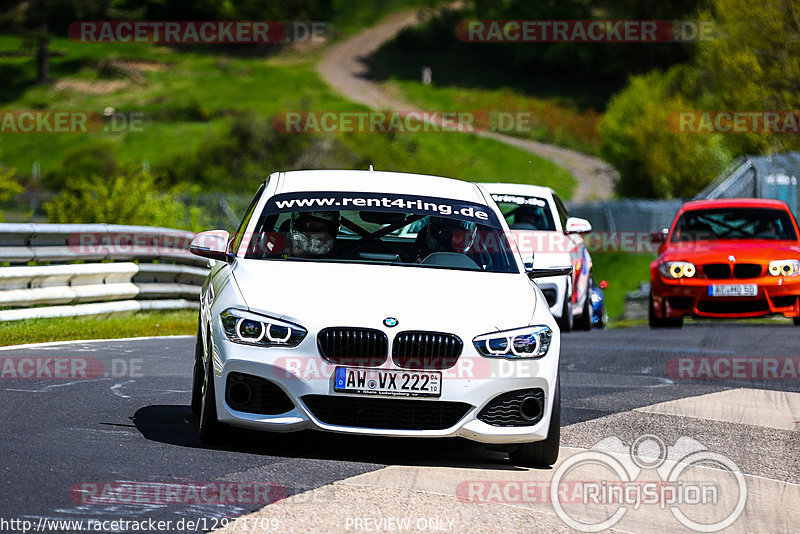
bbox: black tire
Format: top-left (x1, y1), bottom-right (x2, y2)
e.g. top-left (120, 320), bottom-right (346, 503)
top-left (198, 348), bottom-right (224, 443)
top-left (574, 280), bottom-right (593, 331)
top-left (191, 321), bottom-right (205, 416)
top-left (648, 292), bottom-right (683, 328)
top-left (556, 290), bottom-right (573, 332)
top-left (794, 317), bottom-right (800, 326)
top-left (509, 378), bottom-right (560, 467)
top-left (596, 305), bottom-right (608, 329)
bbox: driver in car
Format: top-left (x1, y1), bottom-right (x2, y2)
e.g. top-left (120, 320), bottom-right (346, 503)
top-left (414, 217), bottom-right (478, 262)
top-left (511, 206), bottom-right (549, 230)
top-left (288, 211), bottom-right (341, 258)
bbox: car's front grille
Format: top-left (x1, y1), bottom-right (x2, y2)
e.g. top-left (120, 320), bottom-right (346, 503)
top-left (317, 328), bottom-right (388, 367)
top-left (225, 372), bottom-right (294, 415)
top-left (771, 295), bottom-right (798, 308)
top-left (703, 264), bottom-right (731, 279)
top-left (478, 389), bottom-right (545, 427)
top-left (392, 331), bottom-right (463, 369)
top-left (703, 263), bottom-right (763, 279)
top-left (302, 395), bottom-right (471, 430)
top-left (697, 299), bottom-right (768, 314)
top-left (733, 263), bottom-right (762, 278)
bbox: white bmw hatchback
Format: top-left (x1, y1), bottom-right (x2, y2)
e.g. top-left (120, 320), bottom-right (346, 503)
top-left (484, 183), bottom-right (594, 332)
top-left (189, 170), bottom-right (569, 466)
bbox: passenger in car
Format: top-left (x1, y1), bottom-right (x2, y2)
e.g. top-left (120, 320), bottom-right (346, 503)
top-left (413, 217), bottom-right (477, 262)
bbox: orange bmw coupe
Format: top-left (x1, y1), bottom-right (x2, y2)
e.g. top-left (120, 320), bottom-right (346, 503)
top-left (650, 198), bottom-right (800, 327)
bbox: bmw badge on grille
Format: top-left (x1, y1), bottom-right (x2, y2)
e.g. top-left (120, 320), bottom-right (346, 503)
top-left (383, 317), bottom-right (398, 327)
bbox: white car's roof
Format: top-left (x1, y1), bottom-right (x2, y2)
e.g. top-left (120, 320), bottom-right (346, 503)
top-left (271, 170), bottom-right (487, 204)
top-left (481, 182), bottom-right (556, 200)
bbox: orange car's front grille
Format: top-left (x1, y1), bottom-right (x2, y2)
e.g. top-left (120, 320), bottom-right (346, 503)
top-left (701, 263), bottom-right (762, 279)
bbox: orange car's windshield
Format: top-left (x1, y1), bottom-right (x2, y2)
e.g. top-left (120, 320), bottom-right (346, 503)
top-left (671, 207), bottom-right (798, 242)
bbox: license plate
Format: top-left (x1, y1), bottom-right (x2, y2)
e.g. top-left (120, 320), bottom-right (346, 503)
top-left (709, 284), bottom-right (757, 297)
top-left (334, 367), bottom-right (441, 398)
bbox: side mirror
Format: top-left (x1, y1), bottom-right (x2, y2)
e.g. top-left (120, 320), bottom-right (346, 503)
top-left (527, 265), bottom-right (573, 280)
top-left (565, 217), bottom-right (592, 234)
top-left (189, 230), bottom-right (231, 261)
top-left (523, 256), bottom-right (534, 271)
top-left (651, 228), bottom-right (669, 244)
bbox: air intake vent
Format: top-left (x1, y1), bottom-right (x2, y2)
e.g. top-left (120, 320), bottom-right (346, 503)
top-left (225, 372), bottom-right (294, 415)
top-left (317, 328), bottom-right (388, 367)
top-left (392, 331), bottom-right (463, 369)
top-left (302, 395), bottom-right (471, 430)
top-left (478, 389), bottom-right (545, 427)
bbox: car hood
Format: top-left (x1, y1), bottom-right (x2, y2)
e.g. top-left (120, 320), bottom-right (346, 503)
top-left (661, 239), bottom-right (800, 263)
top-left (230, 259), bottom-right (537, 333)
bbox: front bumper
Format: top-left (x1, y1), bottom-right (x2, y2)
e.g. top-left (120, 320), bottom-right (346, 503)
top-left (651, 274), bottom-right (800, 319)
top-left (208, 328), bottom-right (560, 445)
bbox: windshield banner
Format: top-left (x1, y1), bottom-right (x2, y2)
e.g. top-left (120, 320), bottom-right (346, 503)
top-left (263, 192), bottom-right (502, 228)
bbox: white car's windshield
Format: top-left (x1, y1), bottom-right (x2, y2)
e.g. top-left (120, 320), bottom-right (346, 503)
top-left (490, 194), bottom-right (557, 231)
top-left (242, 191), bottom-right (520, 273)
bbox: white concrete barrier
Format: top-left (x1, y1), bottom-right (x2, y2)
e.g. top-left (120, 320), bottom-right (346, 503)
top-left (0, 224), bottom-right (210, 321)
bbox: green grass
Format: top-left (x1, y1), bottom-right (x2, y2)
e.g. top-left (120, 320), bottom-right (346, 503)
top-left (591, 252), bottom-right (655, 320)
top-left (0, 34), bottom-right (575, 198)
top-left (383, 81), bottom-right (602, 155)
top-left (0, 310), bottom-right (197, 346)
top-left (330, 0), bottom-right (433, 37)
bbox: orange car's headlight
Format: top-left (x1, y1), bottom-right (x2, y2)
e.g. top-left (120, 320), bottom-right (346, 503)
top-left (768, 260), bottom-right (800, 277)
top-left (660, 261), bottom-right (696, 279)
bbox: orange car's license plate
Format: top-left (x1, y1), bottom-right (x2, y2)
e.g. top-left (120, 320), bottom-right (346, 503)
top-left (709, 284), bottom-right (757, 297)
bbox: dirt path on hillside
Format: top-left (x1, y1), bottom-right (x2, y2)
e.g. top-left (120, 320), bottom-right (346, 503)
top-left (317, 10), bottom-right (618, 201)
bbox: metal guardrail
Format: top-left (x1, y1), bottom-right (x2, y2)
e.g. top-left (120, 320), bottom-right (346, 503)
top-left (0, 223), bottom-right (208, 321)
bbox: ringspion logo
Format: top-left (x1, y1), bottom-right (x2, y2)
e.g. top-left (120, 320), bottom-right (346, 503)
top-left (550, 435), bottom-right (747, 532)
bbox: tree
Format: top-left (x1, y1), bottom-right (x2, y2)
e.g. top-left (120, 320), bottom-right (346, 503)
top-left (45, 169), bottom-right (193, 229)
top-left (600, 69), bottom-right (731, 198)
top-left (0, 0), bottom-right (107, 83)
top-left (599, 0), bottom-right (800, 197)
top-left (691, 0), bottom-right (800, 155)
top-left (0, 166), bottom-right (23, 222)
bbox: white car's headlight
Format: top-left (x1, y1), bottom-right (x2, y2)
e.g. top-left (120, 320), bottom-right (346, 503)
top-left (220, 309), bottom-right (307, 347)
top-left (768, 259), bottom-right (800, 277)
top-left (473, 326), bottom-right (552, 359)
top-left (659, 261), bottom-right (696, 279)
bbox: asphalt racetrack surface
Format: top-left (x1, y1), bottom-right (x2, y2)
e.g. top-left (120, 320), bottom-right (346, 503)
top-left (1, 323), bottom-right (798, 532)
